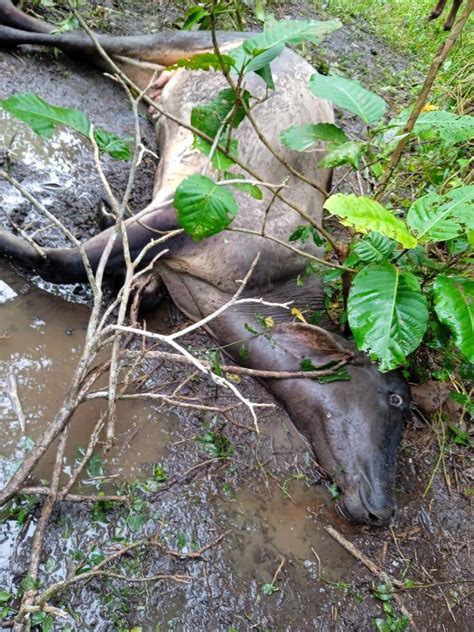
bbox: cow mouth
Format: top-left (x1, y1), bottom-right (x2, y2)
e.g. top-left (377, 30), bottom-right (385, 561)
top-left (337, 487), bottom-right (396, 527)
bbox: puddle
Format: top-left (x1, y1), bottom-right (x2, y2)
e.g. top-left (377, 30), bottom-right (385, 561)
top-left (228, 483), bottom-right (353, 581)
top-left (0, 261), bottom-right (179, 487)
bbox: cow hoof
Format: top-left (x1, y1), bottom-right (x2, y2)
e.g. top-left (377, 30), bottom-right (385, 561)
top-left (148, 70), bottom-right (174, 116)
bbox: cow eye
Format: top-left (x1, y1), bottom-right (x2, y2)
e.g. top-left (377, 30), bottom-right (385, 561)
top-left (389, 393), bottom-right (403, 408)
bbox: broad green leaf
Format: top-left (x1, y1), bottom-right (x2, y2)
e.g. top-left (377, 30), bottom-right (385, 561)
top-left (230, 19), bottom-right (341, 72)
top-left (252, 18), bottom-right (342, 47)
top-left (348, 263), bottom-right (429, 371)
top-left (433, 276), bottom-right (474, 362)
top-left (167, 52), bottom-right (234, 72)
top-left (254, 0), bottom-right (266, 22)
top-left (309, 72), bottom-right (387, 124)
top-left (254, 63), bottom-right (275, 89)
top-left (237, 40), bottom-right (284, 89)
top-left (384, 109), bottom-right (474, 145)
top-left (244, 42), bottom-right (285, 75)
top-left (0, 92), bottom-right (131, 160)
top-left (324, 194), bottom-right (417, 248)
top-left (182, 6), bottom-right (209, 30)
top-left (353, 233), bottom-right (396, 262)
top-left (414, 111), bottom-right (474, 142)
top-left (174, 175), bottom-right (238, 240)
top-left (407, 186), bottom-right (474, 242)
top-left (191, 88), bottom-right (249, 139)
top-left (280, 123), bottom-right (348, 151)
top-left (318, 141), bottom-right (363, 168)
top-left (0, 92), bottom-right (89, 138)
top-left (193, 137), bottom-right (238, 170)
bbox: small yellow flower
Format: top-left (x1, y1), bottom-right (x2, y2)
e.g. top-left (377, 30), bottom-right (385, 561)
top-left (291, 307), bottom-right (307, 323)
top-left (263, 316), bottom-right (275, 329)
top-left (421, 104), bottom-right (439, 112)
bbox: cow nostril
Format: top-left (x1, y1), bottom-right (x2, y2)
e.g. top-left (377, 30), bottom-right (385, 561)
top-left (360, 486), bottom-right (396, 526)
top-left (368, 511), bottom-right (381, 524)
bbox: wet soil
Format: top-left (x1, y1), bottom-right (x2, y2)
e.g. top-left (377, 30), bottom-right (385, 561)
top-left (0, 1), bottom-right (472, 631)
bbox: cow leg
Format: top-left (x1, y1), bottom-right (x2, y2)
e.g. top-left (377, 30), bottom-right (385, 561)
top-left (0, 201), bottom-right (186, 284)
top-left (444, 0), bottom-right (463, 28)
top-left (0, 0), bottom-right (53, 32)
top-left (429, 0), bottom-right (448, 19)
top-left (0, 1), bottom-right (248, 78)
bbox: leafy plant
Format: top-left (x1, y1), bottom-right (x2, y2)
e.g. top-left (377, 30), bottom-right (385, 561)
top-left (196, 430), bottom-right (233, 457)
top-left (372, 583), bottom-right (410, 632)
top-left (262, 582), bottom-right (279, 596)
top-left (0, 93), bottom-right (132, 160)
top-left (433, 276), bottom-right (473, 362)
top-left (309, 72), bottom-right (387, 124)
top-left (324, 195), bottom-right (417, 248)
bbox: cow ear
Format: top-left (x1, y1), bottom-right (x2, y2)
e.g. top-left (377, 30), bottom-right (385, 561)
top-left (270, 322), bottom-right (351, 365)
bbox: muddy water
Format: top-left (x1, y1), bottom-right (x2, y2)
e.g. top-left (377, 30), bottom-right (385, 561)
top-left (0, 261), bottom-right (179, 485)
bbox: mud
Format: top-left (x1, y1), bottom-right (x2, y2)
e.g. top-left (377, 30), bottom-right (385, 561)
top-left (0, 1), bottom-right (472, 631)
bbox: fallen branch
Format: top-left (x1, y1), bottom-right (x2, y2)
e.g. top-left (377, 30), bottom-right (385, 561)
top-left (20, 487), bottom-right (128, 503)
top-left (128, 349), bottom-right (351, 379)
top-left (35, 529), bottom-right (228, 608)
top-left (324, 525), bottom-right (417, 629)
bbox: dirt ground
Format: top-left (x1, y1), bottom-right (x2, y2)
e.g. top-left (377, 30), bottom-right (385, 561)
top-left (0, 1), bottom-right (472, 631)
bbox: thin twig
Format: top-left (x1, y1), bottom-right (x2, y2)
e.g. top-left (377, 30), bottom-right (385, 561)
top-left (324, 525), bottom-right (417, 630)
top-left (374, 0), bottom-right (474, 198)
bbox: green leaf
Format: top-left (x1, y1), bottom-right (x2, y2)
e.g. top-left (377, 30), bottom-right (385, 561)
top-left (191, 88), bottom-right (249, 139)
top-left (174, 175), bottom-right (238, 240)
top-left (167, 52), bottom-right (234, 72)
top-left (324, 194), bottom-right (417, 248)
top-left (413, 110), bottom-right (474, 143)
top-left (93, 128), bottom-right (132, 161)
top-left (230, 19), bottom-right (341, 73)
top-left (407, 186), bottom-right (474, 242)
top-left (289, 224), bottom-right (324, 246)
top-left (224, 173), bottom-right (263, 200)
top-left (353, 233), bottom-right (396, 262)
top-left (280, 123), bottom-right (348, 151)
top-left (0, 92), bottom-right (132, 160)
top-left (309, 72), bottom-right (387, 124)
top-left (384, 109), bottom-right (474, 146)
top-left (254, 63), bottom-right (275, 89)
top-left (348, 263), bottom-right (429, 371)
top-left (127, 513), bottom-right (146, 533)
top-left (251, 18), bottom-right (342, 48)
top-left (244, 42), bottom-right (285, 75)
top-left (316, 366), bottom-right (351, 383)
top-left (262, 582), bottom-right (279, 595)
top-left (254, 0), bottom-right (266, 21)
top-left (318, 141), bottom-right (363, 168)
top-left (153, 463), bottom-right (167, 482)
top-left (448, 424), bottom-right (471, 446)
top-left (433, 276), bottom-right (474, 362)
top-left (0, 590), bottom-right (11, 603)
top-left (182, 6), bottom-right (209, 30)
top-left (0, 92), bottom-right (89, 138)
top-left (193, 136), bottom-right (238, 170)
